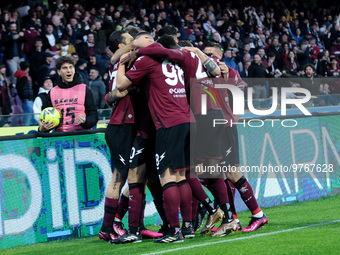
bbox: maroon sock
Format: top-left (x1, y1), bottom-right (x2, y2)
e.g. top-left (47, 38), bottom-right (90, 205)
top-left (208, 178), bottom-right (229, 205)
top-left (128, 183), bottom-right (144, 228)
top-left (192, 197), bottom-right (199, 220)
top-left (225, 180), bottom-right (238, 219)
top-left (115, 194), bottom-right (129, 220)
top-left (186, 172), bottom-right (216, 215)
top-left (140, 193), bottom-right (146, 226)
top-left (177, 180), bottom-right (192, 222)
top-left (148, 182), bottom-right (168, 226)
top-left (208, 178), bottom-right (234, 222)
top-left (103, 197), bottom-right (119, 227)
top-left (234, 177), bottom-right (261, 215)
top-left (162, 182), bottom-right (180, 228)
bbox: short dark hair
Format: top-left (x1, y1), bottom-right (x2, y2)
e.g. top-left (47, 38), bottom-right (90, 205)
top-left (125, 26), bottom-right (142, 38)
top-left (134, 31), bottom-right (152, 39)
top-left (158, 25), bottom-right (178, 37)
top-left (108, 30), bottom-right (127, 52)
top-left (90, 66), bottom-right (99, 72)
top-left (157, 35), bottom-right (180, 49)
top-left (178, 40), bottom-right (193, 47)
top-left (56, 56), bottom-right (75, 70)
top-left (304, 64), bottom-right (315, 72)
top-left (20, 61), bottom-right (30, 70)
top-left (204, 41), bottom-right (223, 53)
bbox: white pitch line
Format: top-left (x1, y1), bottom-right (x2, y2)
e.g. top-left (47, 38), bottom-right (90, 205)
top-left (143, 220), bottom-right (340, 255)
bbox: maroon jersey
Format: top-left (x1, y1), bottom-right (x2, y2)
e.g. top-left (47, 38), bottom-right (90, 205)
top-left (108, 62), bottom-right (134, 125)
top-left (125, 55), bottom-right (190, 130)
top-left (138, 43), bottom-right (221, 116)
top-left (218, 67), bottom-right (247, 126)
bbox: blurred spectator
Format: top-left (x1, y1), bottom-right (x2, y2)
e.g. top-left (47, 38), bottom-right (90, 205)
top-left (88, 54), bottom-right (107, 78)
top-left (284, 51), bottom-right (299, 75)
top-left (77, 32), bottom-right (97, 60)
top-left (0, 64), bottom-right (12, 126)
top-left (14, 61), bottom-right (34, 126)
top-left (248, 54), bottom-right (268, 99)
top-left (51, 34), bottom-right (76, 56)
top-left (327, 58), bottom-right (340, 77)
top-left (240, 61), bottom-right (251, 78)
top-left (39, 52), bottom-right (56, 80)
top-left (3, 22), bottom-right (26, 84)
top-left (238, 53), bottom-right (251, 73)
top-left (92, 21), bottom-right (108, 57)
top-left (42, 23), bottom-right (59, 50)
top-left (221, 49), bottom-right (238, 71)
top-left (33, 76), bottom-right (53, 123)
top-left (76, 58), bottom-right (89, 85)
top-left (28, 37), bottom-right (45, 96)
top-left (316, 52), bottom-right (328, 77)
top-left (309, 37), bottom-right (320, 62)
top-left (22, 21), bottom-right (40, 57)
top-left (329, 37), bottom-right (340, 59)
top-left (297, 40), bottom-right (311, 67)
top-left (88, 66), bottom-right (106, 109)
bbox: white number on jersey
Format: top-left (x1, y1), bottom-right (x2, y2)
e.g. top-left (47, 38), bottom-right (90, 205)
top-left (162, 60), bottom-right (185, 86)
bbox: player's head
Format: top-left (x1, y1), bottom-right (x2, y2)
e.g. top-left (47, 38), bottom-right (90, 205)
top-left (157, 35), bottom-right (180, 49)
top-left (178, 41), bottom-right (193, 47)
top-left (204, 41), bottom-right (224, 59)
top-left (133, 31), bottom-right (154, 48)
top-left (125, 26), bottom-right (141, 38)
top-left (158, 25), bottom-right (178, 42)
top-left (108, 30), bottom-right (133, 53)
top-left (56, 56), bottom-right (75, 83)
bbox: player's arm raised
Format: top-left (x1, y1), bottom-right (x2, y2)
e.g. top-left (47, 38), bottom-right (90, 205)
top-left (105, 85), bottom-right (133, 103)
top-left (116, 53), bottom-right (133, 91)
top-left (182, 46), bottom-right (221, 77)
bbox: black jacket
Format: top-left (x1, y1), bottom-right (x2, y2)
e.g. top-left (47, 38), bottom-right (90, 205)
top-left (3, 32), bottom-right (27, 60)
top-left (46, 73), bottom-right (98, 129)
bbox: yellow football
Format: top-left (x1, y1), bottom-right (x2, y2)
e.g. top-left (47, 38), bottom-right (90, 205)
top-left (40, 107), bottom-right (61, 127)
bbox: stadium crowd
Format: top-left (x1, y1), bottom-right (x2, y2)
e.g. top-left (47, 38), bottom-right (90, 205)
top-left (0, 0), bottom-right (340, 245)
top-left (0, 0), bottom-right (340, 126)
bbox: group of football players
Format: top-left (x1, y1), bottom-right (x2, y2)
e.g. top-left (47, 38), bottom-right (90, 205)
top-left (99, 25), bottom-right (268, 245)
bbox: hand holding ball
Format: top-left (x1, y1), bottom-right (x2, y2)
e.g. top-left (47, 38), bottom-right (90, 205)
top-left (40, 107), bottom-right (61, 127)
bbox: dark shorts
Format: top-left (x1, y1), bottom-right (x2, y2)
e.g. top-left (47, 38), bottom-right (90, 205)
top-left (221, 125), bottom-right (240, 166)
top-left (129, 135), bottom-right (155, 169)
top-left (155, 123), bottom-right (190, 175)
top-left (194, 109), bottom-right (225, 163)
top-left (105, 124), bottom-right (135, 177)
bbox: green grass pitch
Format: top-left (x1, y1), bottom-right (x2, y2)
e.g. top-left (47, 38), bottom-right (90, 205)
top-left (2, 195), bottom-right (340, 255)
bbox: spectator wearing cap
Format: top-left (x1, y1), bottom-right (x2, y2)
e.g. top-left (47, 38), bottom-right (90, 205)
top-left (76, 58), bottom-right (89, 85)
top-left (88, 66), bottom-right (106, 109)
top-left (33, 76), bottom-right (53, 123)
top-left (39, 52), bottom-right (56, 81)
